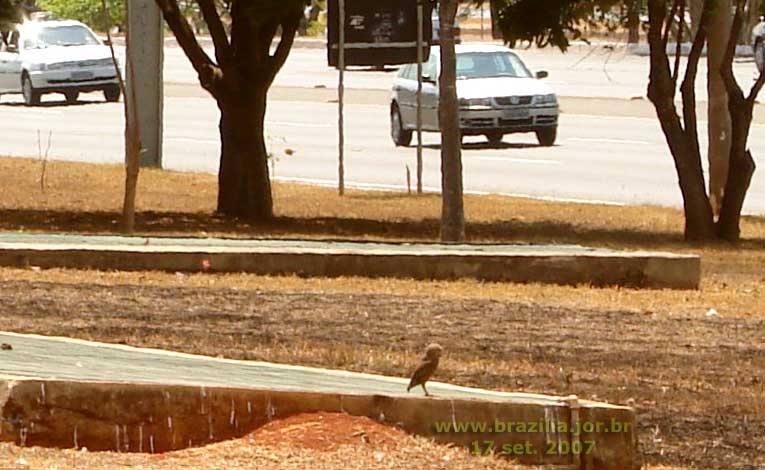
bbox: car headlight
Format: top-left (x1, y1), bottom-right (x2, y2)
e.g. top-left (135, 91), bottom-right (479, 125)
top-left (459, 98), bottom-right (492, 109)
top-left (534, 94), bottom-right (557, 105)
top-left (28, 63), bottom-right (48, 72)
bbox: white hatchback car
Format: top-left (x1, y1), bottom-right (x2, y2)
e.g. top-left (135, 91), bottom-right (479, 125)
top-left (0, 19), bottom-right (120, 105)
top-left (390, 44), bottom-right (559, 146)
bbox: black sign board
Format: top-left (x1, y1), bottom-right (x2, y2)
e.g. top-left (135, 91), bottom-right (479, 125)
top-left (328, 0), bottom-right (433, 67)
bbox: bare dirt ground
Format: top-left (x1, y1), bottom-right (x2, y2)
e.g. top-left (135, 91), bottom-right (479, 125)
top-left (0, 412), bottom-right (527, 469)
top-left (0, 275), bottom-right (762, 469)
top-left (0, 158), bottom-right (764, 469)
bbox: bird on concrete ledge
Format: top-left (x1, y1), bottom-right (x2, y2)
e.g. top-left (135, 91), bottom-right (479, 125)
top-left (407, 343), bottom-right (443, 397)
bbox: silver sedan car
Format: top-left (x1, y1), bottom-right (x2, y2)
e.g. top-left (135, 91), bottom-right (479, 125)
top-left (390, 44), bottom-right (559, 147)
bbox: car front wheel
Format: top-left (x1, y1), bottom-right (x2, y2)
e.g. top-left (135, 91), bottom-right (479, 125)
top-left (390, 104), bottom-right (413, 147)
top-left (536, 127), bottom-right (557, 147)
top-left (755, 39), bottom-right (765, 74)
top-left (22, 74), bottom-right (41, 106)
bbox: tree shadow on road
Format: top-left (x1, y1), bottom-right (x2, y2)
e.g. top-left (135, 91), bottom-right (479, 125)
top-left (420, 141), bottom-right (543, 150)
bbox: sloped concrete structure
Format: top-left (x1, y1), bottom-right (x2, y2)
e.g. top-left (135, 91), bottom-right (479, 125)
top-left (0, 233), bottom-right (700, 289)
top-left (0, 332), bottom-right (638, 469)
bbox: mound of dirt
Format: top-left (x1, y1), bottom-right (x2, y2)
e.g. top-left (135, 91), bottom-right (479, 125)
top-left (246, 412), bottom-right (404, 451)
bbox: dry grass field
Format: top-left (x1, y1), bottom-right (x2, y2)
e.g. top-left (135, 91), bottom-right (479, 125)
top-left (0, 157), bottom-right (763, 469)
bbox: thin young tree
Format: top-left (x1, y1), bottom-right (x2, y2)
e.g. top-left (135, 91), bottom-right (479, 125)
top-left (439, 0), bottom-right (466, 242)
top-left (102, 0), bottom-right (141, 233)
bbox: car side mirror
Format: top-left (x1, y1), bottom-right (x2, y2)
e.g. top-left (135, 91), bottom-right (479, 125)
top-left (536, 71), bottom-right (549, 79)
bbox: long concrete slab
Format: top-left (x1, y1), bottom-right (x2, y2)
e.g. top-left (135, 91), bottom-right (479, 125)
top-left (0, 233), bottom-right (699, 289)
top-left (0, 332), bottom-right (638, 469)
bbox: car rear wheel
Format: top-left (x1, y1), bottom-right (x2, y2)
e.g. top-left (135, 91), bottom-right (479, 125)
top-left (755, 39), bottom-right (765, 74)
top-left (390, 104), bottom-right (412, 147)
top-left (64, 90), bottom-right (79, 104)
top-left (536, 127), bottom-right (557, 147)
top-left (485, 131), bottom-right (504, 146)
top-left (104, 85), bottom-right (121, 103)
top-left (22, 74), bottom-right (41, 106)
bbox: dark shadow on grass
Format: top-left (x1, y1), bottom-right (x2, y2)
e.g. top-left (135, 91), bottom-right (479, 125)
top-left (2, 208), bottom-right (765, 251)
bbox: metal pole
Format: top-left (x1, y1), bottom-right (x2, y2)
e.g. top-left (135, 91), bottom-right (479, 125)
top-left (416, 2), bottom-right (423, 194)
top-left (338, 0), bottom-right (345, 196)
top-left (480, 2), bottom-right (485, 40)
top-left (127, 0), bottom-right (164, 168)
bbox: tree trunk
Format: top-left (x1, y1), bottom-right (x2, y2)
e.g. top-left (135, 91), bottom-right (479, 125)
top-left (717, 3), bottom-right (761, 241)
top-left (707, 0), bottom-right (732, 217)
top-left (113, 0), bottom-right (140, 234)
top-left (438, 0), bottom-right (465, 242)
top-left (627, 0), bottom-right (641, 44)
top-left (717, 145), bottom-right (756, 241)
top-left (647, 0), bottom-right (716, 240)
top-left (216, 84), bottom-right (273, 221)
top-left (650, 89), bottom-right (716, 239)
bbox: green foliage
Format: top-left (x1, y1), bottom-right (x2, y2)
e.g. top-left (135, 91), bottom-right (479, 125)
top-left (486, 0), bottom-right (622, 51)
top-left (37, 0), bottom-right (125, 31)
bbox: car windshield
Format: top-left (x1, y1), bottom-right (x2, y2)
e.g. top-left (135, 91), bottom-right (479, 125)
top-left (24, 25), bottom-right (99, 49)
top-left (455, 52), bottom-right (532, 79)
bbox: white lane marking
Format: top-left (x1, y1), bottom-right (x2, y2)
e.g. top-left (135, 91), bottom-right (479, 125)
top-left (473, 156), bottom-right (561, 165)
top-left (166, 137), bottom-right (219, 145)
top-left (567, 137), bottom-right (652, 145)
top-left (274, 176), bottom-right (626, 206)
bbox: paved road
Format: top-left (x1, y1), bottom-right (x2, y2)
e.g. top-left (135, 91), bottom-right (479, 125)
top-left (2, 88), bottom-right (765, 212)
top-left (0, 46), bottom-right (764, 213)
top-left (161, 44), bottom-right (761, 101)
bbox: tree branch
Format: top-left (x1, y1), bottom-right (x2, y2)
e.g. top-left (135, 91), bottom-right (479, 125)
top-left (196, 0), bottom-right (230, 68)
top-left (155, 0), bottom-right (222, 96)
top-left (672, 0), bottom-right (685, 83)
top-left (663, 0), bottom-right (681, 48)
top-left (721, 0), bottom-right (746, 106)
top-left (680, 1), bottom-right (708, 164)
top-left (268, 8), bottom-right (302, 85)
top-left (747, 72), bottom-right (765, 104)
